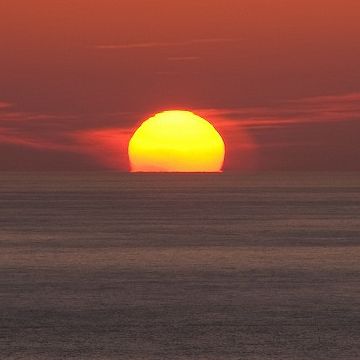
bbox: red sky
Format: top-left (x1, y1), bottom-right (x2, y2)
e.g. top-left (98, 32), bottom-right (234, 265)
top-left (1, 0), bottom-right (360, 171)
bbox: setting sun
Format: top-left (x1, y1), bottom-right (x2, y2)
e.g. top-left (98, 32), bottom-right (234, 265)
top-left (128, 111), bottom-right (225, 172)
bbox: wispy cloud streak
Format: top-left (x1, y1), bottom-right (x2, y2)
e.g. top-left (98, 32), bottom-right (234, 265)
top-left (0, 106), bottom-right (135, 169)
top-left (198, 93), bottom-right (360, 129)
top-left (0, 102), bottom-right (12, 109)
top-left (167, 56), bottom-right (200, 62)
top-left (1, 93), bottom-right (359, 170)
top-left (95, 38), bottom-right (239, 50)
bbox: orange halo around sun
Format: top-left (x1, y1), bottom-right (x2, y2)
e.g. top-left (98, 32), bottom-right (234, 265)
top-left (128, 110), bottom-right (225, 172)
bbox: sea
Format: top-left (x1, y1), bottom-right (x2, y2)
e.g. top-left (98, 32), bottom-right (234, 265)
top-left (0, 172), bottom-right (359, 360)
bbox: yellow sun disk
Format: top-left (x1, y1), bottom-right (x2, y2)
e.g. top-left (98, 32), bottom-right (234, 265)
top-left (128, 111), bottom-right (225, 172)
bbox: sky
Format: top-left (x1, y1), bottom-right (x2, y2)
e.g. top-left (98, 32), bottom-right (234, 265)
top-left (1, 0), bottom-right (360, 171)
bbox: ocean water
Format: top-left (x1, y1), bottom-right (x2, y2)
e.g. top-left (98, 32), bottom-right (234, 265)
top-left (0, 172), bottom-right (359, 360)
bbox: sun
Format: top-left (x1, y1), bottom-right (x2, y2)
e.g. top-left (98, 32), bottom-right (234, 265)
top-left (128, 110), bottom-right (225, 172)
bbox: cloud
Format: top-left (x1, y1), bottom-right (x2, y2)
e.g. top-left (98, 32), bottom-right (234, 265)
top-left (0, 142), bottom-right (100, 171)
top-left (167, 56), bottom-right (200, 62)
top-left (0, 107), bottom-right (82, 151)
top-left (1, 93), bottom-right (359, 171)
top-left (197, 93), bottom-right (360, 129)
top-left (95, 38), bottom-right (238, 50)
top-left (0, 105), bottom-right (137, 170)
top-left (74, 128), bottom-right (132, 170)
top-left (195, 93), bottom-right (360, 171)
top-left (0, 102), bottom-right (12, 109)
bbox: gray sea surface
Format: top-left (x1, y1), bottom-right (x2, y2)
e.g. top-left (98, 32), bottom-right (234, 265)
top-left (0, 172), bottom-right (359, 360)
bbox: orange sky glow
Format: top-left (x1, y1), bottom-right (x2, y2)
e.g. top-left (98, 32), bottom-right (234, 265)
top-left (0, 0), bottom-right (360, 171)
